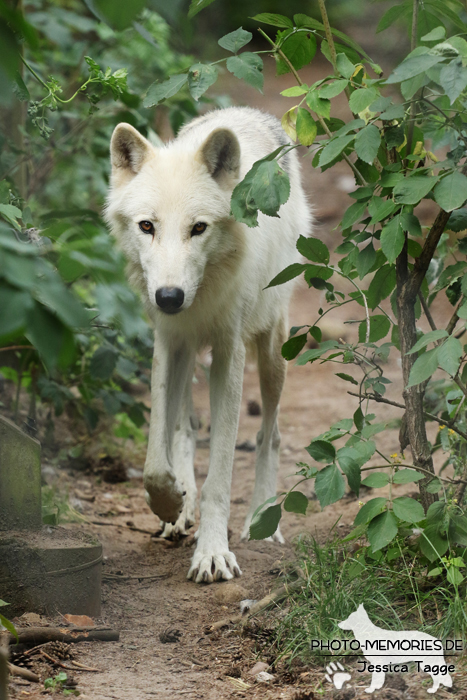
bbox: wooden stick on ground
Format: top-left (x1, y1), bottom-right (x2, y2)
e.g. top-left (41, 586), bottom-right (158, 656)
top-left (7, 663), bottom-right (39, 683)
top-left (209, 579), bottom-right (304, 632)
top-left (8, 627), bottom-right (119, 646)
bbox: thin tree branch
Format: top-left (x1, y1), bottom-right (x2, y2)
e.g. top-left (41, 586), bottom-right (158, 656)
top-left (418, 291), bottom-right (437, 331)
top-left (347, 391), bottom-right (467, 442)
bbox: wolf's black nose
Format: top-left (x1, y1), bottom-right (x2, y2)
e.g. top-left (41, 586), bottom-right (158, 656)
top-left (155, 287), bottom-right (184, 314)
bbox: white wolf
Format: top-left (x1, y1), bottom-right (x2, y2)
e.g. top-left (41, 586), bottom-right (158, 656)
top-left (338, 604), bottom-right (453, 694)
top-left (106, 106), bottom-right (311, 583)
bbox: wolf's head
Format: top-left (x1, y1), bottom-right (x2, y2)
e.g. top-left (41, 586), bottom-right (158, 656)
top-left (338, 604), bottom-right (369, 632)
top-left (106, 123), bottom-right (241, 316)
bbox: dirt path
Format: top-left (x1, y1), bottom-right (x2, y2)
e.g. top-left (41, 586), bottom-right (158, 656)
top-left (7, 50), bottom-right (460, 700)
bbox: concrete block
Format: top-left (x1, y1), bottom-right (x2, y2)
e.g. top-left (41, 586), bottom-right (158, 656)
top-left (0, 414), bottom-right (41, 530)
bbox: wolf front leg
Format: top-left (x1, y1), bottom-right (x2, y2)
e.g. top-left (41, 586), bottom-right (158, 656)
top-left (187, 339), bottom-right (245, 583)
top-left (144, 335), bottom-right (196, 525)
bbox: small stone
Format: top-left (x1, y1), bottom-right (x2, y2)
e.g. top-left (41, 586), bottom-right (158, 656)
top-left (214, 583), bottom-right (249, 604)
top-left (19, 612), bottom-right (42, 625)
top-left (239, 599), bottom-right (257, 615)
top-left (247, 400), bottom-right (261, 416)
top-left (248, 661), bottom-right (269, 677)
top-left (255, 671), bottom-right (275, 683)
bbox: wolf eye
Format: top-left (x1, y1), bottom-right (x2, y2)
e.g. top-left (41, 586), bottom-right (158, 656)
top-left (191, 222), bottom-right (207, 236)
top-left (139, 221), bottom-right (154, 234)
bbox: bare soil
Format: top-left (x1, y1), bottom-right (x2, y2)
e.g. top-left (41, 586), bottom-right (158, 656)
top-left (6, 47), bottom-right (466, 700)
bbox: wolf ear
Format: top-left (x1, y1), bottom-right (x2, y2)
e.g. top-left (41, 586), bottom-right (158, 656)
top-left (198, 128), bottom-right (240, 187)
top-left (110, 123), bottom-right (152, 176)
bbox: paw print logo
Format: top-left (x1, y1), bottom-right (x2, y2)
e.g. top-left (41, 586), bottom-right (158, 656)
top-left (325, 661), bottom-right (352, 690)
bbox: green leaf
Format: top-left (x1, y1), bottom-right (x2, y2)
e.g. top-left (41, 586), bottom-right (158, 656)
top-left (266, 263), bottom-right (307, 288)
top-left (439, 57), bottom-right (467, 104)
top-left (319, 134), bottom-right (355, 167)
top-left (143, 74), bottom-right (188, 108)
top-left (297, 236), bottom-right (329, 264)
top-left (296, 339), bottom-right (339, 365)
top-left (335, 372), bottom-right (358, 385)
top-left (218, 27), bottom-right (252, 54)
top-left (447, 567), bottom-right (464, 585)
top-left (284, 491), bottom-right (308, 515)
top-left (226, 53), bottom-right (263, 92)
top-left (448, 209), bottom-right (467, 232)
top-left (358, 315), bottom-right (391, 343)
top-left (393, 469), bottom-right (425, 484)
top-left (281, 85), bottom-right (309, 96)
top-left (406, 329), bottom-right (448, 354)
top-left (438, 336), bottom-right (462, 376)
top-left (84, 0), bottom-right (145, 30)
top-left (348, 87), bottom-right (379, 114)
top-left (89, 346), bottom-right (118, 380)
top-left (336, 52), bottom-right (356, 79)
top-left (250, 13), bottom-right (293, 28)
top-left (188, 64), bottom-right (218, 101)
top-left (354, 497), bottom-right (387, 526)
top-left (368, 197), bottom-right (397, 224)
top-left (249, 504), bottom-right (282, 539)
top-left (386, 51), bottom-right (446, 84)
top-left (282, 333), bottom-right (308, 360)
top-left (362, 472), bottom-right (390, 488)
top-left (353, 406), bottom-right (365, 431)
top-left (377, 2), bottom-right (412, 33)
top-left (381, 215), bottom-right (404, 264)
top-left (341, 201), bottom-right (367, 230)
top-left (336, 448), bottom-right (361, 494)
top-left (306, 439), bottom-right (336, 463)
top-left (306, 90), bottom-right (330, 119)
top-left (355, 124), bottom-right (381, 165)
top-left (426, 477), bottom-right (442, 493)
top-left (434, 171), bottom-right (467, 212)
top-left (421, 26), bottom-right (446, 41)
top-left (356, 243), bottom-right (376, 279)
top-left (315, 464), bottom-right (345, 508)
top-left (392, 496), bottom-right (425, 523)
top-left (393, 175), bottom-right (438, 205)
top-left (35, 274), bottom-right (90, 329)
top-left (420, 524), bottom-right (449, 561)
top-left (276, 31), bottom-right (317, 75)
top-left (249, 160), bottom-right (290, 217)
top-left (188, 0), bottom-right (217, 19)
top-left (0, 612), bottom-right (18, 641)
top-left (318, 79), bottom-right (348, 99)
top-left (427, 567), bottom-right (442, 577)
top-left (25, 304), bottom-right (69, 370)
top-left (407, 347), bottom-right (439, 387)
top-left (367, 264), bottom-right (397, 309)
top-left (368, 510), bottom-right (398, 552)
top-left (12, 71), bottom-right (30, 101)
top-left (450, 515), bottom-right (467, 545)
top-left (296, 108), bottom-right (317, 146)
top-left (0, 286), bottom-right (33, 337)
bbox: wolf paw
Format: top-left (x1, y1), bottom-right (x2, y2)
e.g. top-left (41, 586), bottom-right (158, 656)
top-left (144, 471), bottom-right (185, 524)
top-left (160, 510), bottom-right (195, 539)
top-left (187, 549), bottom-right (242, 583)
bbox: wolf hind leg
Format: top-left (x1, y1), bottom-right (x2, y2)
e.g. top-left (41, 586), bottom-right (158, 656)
top-left (160, 367), bottom-right (198, 539)
top-left (241, 319), bottom-right (287, 543)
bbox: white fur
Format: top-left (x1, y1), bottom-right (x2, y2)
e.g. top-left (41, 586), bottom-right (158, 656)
top-left (106, 107), bottom-right (311, 583)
